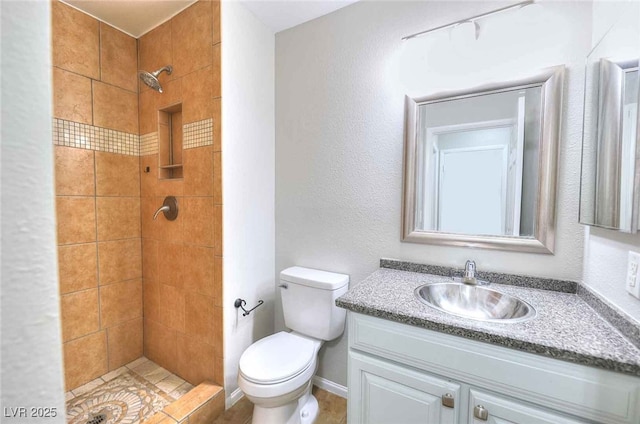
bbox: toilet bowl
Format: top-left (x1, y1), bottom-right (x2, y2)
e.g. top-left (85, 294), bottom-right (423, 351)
top-left (238, 266), bottom-right (349, 424)
top-left (238, 331), bottom-right (322, 423)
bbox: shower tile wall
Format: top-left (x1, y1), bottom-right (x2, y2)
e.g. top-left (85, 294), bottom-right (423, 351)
top-left (138, 0), bottom-right (223, 387)
top-left (52, 0), bottom-right (142, 390)
top-left (53, 0), bottom-right (222, 393)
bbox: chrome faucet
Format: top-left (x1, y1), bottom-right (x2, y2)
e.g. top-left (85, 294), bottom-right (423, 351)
top-left (460, 260), bottom-right (490, 286)
top-left (462, 260), bottom-right (478, 285)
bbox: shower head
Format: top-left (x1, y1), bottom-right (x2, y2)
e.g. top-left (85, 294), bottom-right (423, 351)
top-left (138, 65), bottom-right (173, 93)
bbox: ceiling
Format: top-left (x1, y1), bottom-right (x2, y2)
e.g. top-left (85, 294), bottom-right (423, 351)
top-left (62, 1), bottom-right (197, 38)
top-left (241, 0), bottom-right (358, 33)
top-left (61, 0), bottom-right (357, 38)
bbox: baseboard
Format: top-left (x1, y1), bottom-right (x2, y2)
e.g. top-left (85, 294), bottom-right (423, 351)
top-left (226, 387), bottom-right (244, 409)
top-left (312, 376), bottom-right (347, 399)
top-left (225, 377), bottom-right (346, 409)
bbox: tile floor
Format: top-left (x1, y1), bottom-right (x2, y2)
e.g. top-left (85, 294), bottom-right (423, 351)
top-left (65, 357), bottom-right (347, 424)
top-left (65, 357), bottom-right (194, 423)
top-left (213, 386), bottom-right (347, 424)
top-left (66, 372), bottom-right (171, 424)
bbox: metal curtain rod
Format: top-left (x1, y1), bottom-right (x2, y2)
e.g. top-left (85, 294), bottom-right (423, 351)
top-left (401, 0), bottom-right (534, 41)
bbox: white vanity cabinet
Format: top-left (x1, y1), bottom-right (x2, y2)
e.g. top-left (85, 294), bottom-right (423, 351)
top-left (349, 351), bottom-right (461, 424)
top-left (347, 313), bottom-right (640, 424)
top-left (466, 390), bottom-right (583, 424)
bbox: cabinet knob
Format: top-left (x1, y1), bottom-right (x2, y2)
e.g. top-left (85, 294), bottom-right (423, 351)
top-left (441, 393), bottom-right (455, 408)
top-left (473, 405), bottom-right (489, 421)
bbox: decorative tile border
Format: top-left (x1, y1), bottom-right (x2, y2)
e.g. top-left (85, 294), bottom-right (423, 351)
top-left (140, 132), bottom-right (159, 156)
top-left (183, 118), bottom-right (213, 149)
top-left (53, 118), bottom-right (139, 156)
top-left (53, 117), bottom-right (215, 155)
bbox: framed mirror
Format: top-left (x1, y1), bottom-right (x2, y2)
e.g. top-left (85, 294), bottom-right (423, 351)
top-left (580, 58), bottom-right (639, 233)
top-left (402, 66), bottom-right (564, 254)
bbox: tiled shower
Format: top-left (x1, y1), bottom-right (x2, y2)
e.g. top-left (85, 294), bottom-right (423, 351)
top-left (52, 0), bottom-right (223, 404)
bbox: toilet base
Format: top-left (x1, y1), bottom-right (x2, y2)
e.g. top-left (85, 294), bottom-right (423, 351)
top-left (250, 385), bottom-right (319, 424)
top-left (299, 393), bottom-right (319, 424)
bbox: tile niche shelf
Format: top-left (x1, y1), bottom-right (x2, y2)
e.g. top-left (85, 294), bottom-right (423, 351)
top-left (158, 103), bottom-right (183, 180)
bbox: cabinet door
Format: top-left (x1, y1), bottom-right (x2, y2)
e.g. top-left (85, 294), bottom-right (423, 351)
top-left (469, 389), bottom-right (586, 424)
top-left (349, 351), bottom-right (461, 424)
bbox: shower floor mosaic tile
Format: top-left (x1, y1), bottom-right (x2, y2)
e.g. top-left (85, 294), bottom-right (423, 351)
top-left (66, 372), bottom-right (171, 424)
top-left (66, 357), bottom-right (194, 424)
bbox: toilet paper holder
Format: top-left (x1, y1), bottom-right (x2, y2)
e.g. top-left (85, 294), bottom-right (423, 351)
top-left (234, 298), bottom-right (264, 316)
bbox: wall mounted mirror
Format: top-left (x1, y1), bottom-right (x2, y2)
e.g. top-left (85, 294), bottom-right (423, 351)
top-left (580, 57), bottom-right (639, 233)
top-left (403, 66), bottom-right (564, 253)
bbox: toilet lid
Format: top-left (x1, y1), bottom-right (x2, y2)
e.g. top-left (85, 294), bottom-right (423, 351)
top-left (239, 332), bottom-right (316, 384)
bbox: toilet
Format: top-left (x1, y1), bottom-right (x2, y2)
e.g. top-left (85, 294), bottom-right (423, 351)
top-left (238, 266), bottom-right (349, 424)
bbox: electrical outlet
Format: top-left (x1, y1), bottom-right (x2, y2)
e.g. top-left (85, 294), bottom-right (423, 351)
top-left (626, 251), bottom-right (640, 299)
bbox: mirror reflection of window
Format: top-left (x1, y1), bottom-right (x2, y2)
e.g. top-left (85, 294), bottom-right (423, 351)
top-left (415, 87), bottom-right (542, 237)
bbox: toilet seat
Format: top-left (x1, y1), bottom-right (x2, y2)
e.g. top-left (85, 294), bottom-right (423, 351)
top-left (239, 332), bottom-right (317, 384)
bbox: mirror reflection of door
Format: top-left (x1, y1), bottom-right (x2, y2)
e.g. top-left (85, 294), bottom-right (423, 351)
top-left (404, 67), bottom-right (562, 252)
top-left (417, 90), bottom-right (532, 237)
top-left (431, 125), bottom-right (517, 236)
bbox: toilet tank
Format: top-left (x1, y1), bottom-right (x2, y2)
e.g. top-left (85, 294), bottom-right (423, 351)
top-left (280, 266), bottom-right (349, 341)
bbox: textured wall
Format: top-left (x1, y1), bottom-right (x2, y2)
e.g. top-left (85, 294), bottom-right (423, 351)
top-left (1, 0), bottom-right (66, 421)
top-left (221, 1), bottom-right (275, 402)
top-left (582, 0), bottom-right (640, 322)
top-left (52, 0), bottom-right (143, 391)
top-left (275, 0), bottom-right (591, 386)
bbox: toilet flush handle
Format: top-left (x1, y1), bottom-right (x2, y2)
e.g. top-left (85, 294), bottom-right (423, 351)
top-left (279, 283), bottom-right (288, 289)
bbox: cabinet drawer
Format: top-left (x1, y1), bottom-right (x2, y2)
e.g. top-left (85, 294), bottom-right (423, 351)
top-left (349, 350), bottom-right (461, 424)
top-left (469, 389), bottom-right (585, 424)
top-left (349, 313), bottom-right (640, 424)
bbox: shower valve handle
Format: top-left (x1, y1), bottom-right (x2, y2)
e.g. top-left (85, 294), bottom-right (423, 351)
top-left (153, 206), bottom-right (170, 220)
top-left (153, 196), bottom-right (179, 221)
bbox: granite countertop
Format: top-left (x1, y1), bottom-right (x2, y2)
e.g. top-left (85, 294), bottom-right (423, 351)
top-left (337, 268), bottom-right (640, 376)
